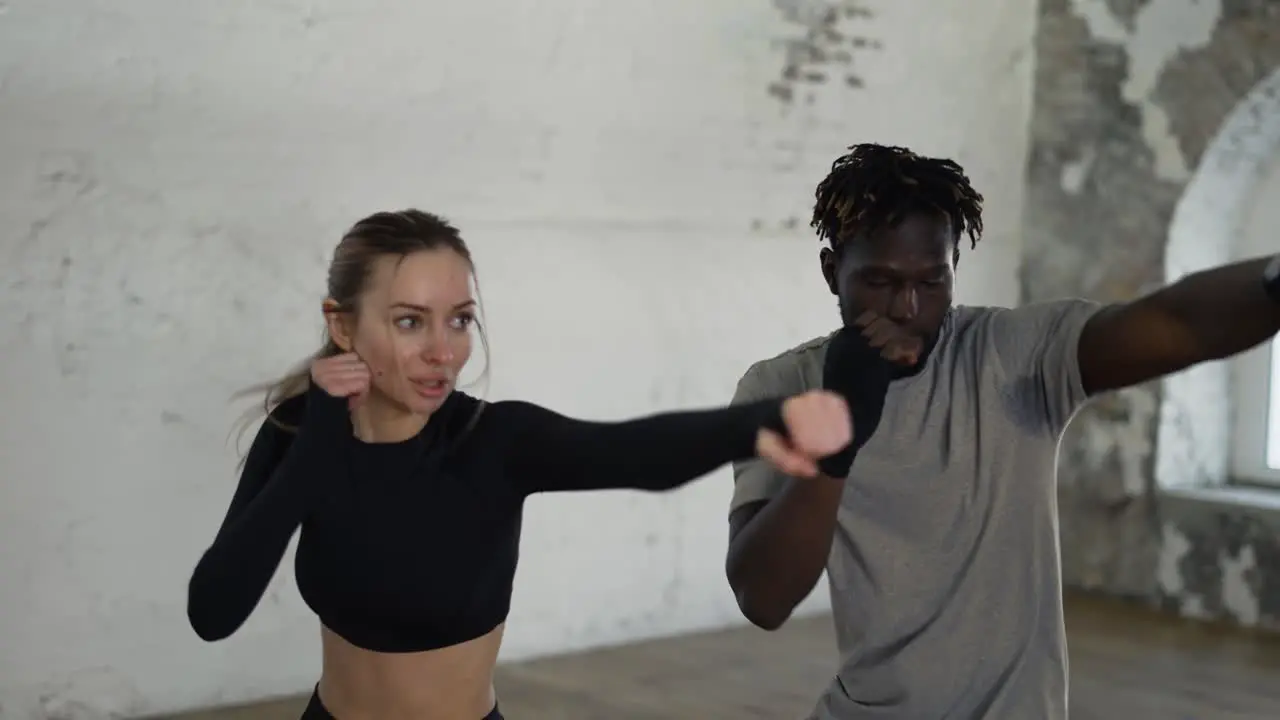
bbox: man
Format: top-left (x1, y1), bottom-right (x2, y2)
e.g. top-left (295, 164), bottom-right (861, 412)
top-left (726, 143), bottom-right (1280, 719)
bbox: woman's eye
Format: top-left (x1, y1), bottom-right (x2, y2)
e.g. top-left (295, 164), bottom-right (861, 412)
top-left (395, 316), bottom-right (419, 330)
top-left (450, 314), bottom-right (475, 330)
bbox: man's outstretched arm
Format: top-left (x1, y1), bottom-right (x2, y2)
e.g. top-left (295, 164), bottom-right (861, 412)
top-left (1077, 256), bottom-right (1280, 396)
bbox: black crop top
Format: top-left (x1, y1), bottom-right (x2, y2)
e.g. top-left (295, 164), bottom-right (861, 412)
top-left (186, 385), bottom-right (785, 653)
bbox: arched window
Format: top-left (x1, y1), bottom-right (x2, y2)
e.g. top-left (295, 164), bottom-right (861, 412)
top-left (1159, 67), bottom-right (1280, 491)
top-left (1230, 152), bottom-right (1280, 486)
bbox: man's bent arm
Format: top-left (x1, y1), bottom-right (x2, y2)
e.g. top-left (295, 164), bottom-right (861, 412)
top-left (725, 330), bottom-right (893, 629)
top-left (726, 475), bottom-right (844, 630)
top-left (724, 358), bottom-right (845, 630)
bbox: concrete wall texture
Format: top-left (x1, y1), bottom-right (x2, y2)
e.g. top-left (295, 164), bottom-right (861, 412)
top-left (0, 1), bottom-right (1038, 718)
top-left (1025, 0), bottom-right (1280, 625)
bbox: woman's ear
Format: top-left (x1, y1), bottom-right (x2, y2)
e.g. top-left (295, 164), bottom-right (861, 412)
top-left (322, 298), bottom-right (355, 352)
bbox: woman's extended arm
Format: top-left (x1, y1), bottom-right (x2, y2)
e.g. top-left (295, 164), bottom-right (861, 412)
top-left (491, 398), bottom-right (788, 495)
top-left (186, 386), bottom-right (350, 641)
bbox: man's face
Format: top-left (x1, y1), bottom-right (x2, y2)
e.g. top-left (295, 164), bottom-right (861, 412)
top-left (819, 212), bottom-right (956, 344)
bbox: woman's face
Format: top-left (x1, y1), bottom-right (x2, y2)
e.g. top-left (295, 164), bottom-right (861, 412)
top-left (335, 248), bottom-right (476, 416)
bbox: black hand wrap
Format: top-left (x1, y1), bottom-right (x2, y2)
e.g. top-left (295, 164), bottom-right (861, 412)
top-left (816, 327), bottom-right (894, 479)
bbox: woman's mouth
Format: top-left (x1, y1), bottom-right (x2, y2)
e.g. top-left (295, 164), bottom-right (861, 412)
top-left (411, 378), bottom-right (450, 399)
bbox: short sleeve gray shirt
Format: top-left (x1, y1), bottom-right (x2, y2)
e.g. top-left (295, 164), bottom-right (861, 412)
top-left (730, 301), bottom-right (1101, 719)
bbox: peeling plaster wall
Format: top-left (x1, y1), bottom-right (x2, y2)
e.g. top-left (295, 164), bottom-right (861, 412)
top-left (1026, 0), bottom-right (1280, 612)
top-left (1160, 129), bottom-right (1280, 627)
top-left (1163, 68), bottom-right (1280, 494)
top-left (0, 1), bottom-right (1037, 717)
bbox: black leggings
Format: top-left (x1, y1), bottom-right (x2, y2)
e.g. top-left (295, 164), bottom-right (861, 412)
top-left (301, 687), bottom-right (503, 719)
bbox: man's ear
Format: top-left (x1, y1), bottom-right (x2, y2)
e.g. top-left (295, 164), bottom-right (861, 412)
top-left (819, 247), bottom-right (839, 296)
top-left (322, 298), bottom-right (354, 352)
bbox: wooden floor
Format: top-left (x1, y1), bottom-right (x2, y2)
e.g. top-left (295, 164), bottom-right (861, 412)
top-left (166, 592), bottom-right (1280, 719)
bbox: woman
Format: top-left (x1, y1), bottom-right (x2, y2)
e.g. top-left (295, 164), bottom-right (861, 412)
top-left (186, 209), bottom-right (854, 720)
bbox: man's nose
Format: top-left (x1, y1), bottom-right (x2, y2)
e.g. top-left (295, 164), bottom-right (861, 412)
top-left (887, 285), bottom-right (919, 321)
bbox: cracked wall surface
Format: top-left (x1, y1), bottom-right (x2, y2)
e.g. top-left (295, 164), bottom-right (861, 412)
top-left (1026, 0), bottom-right (1280, 623)
top-left (1158, 487), bottom-right (1280, 627)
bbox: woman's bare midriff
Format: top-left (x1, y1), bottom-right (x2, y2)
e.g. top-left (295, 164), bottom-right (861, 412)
top-left (317, 623), bottom-right (505, 720)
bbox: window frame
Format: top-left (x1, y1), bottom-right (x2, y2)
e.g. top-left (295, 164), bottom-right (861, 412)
top-left (1231, 336), bottom-right (1280, 486)
top-left (1227, 140), bottom-right (1280, 487)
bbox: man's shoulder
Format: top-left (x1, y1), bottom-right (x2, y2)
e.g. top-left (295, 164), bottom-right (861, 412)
top-left (944, 302), bottom-right (1075, 337)
top-left (947, 304), bottom-right (1007, 329)
top-left (747, 333), bottom-right (834, 378)
top-left (736, 332), bottom-right (834, 398)
top-left (947, 300), bottom-right (1101, 346)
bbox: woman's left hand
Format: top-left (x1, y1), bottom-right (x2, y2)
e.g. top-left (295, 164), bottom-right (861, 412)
top-left (755, 390), bottom-right (853, 478)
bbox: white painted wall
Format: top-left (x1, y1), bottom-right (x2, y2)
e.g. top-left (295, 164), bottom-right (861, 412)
top-left (1235, 118), bottom-right (1280, 262)
top-left (0, 1), bottom-right (1035, 717)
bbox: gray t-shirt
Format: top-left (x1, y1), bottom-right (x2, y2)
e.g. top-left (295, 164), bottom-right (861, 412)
top-left (730, 300), bottom-right (1100, 720)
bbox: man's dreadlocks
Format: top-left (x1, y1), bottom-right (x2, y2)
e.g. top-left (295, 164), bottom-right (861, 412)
top-left (811, 144), bottom-right (984, 259)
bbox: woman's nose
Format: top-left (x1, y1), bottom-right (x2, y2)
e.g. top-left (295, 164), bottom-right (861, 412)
top-left (422, 325), bottom-right (455, 363)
